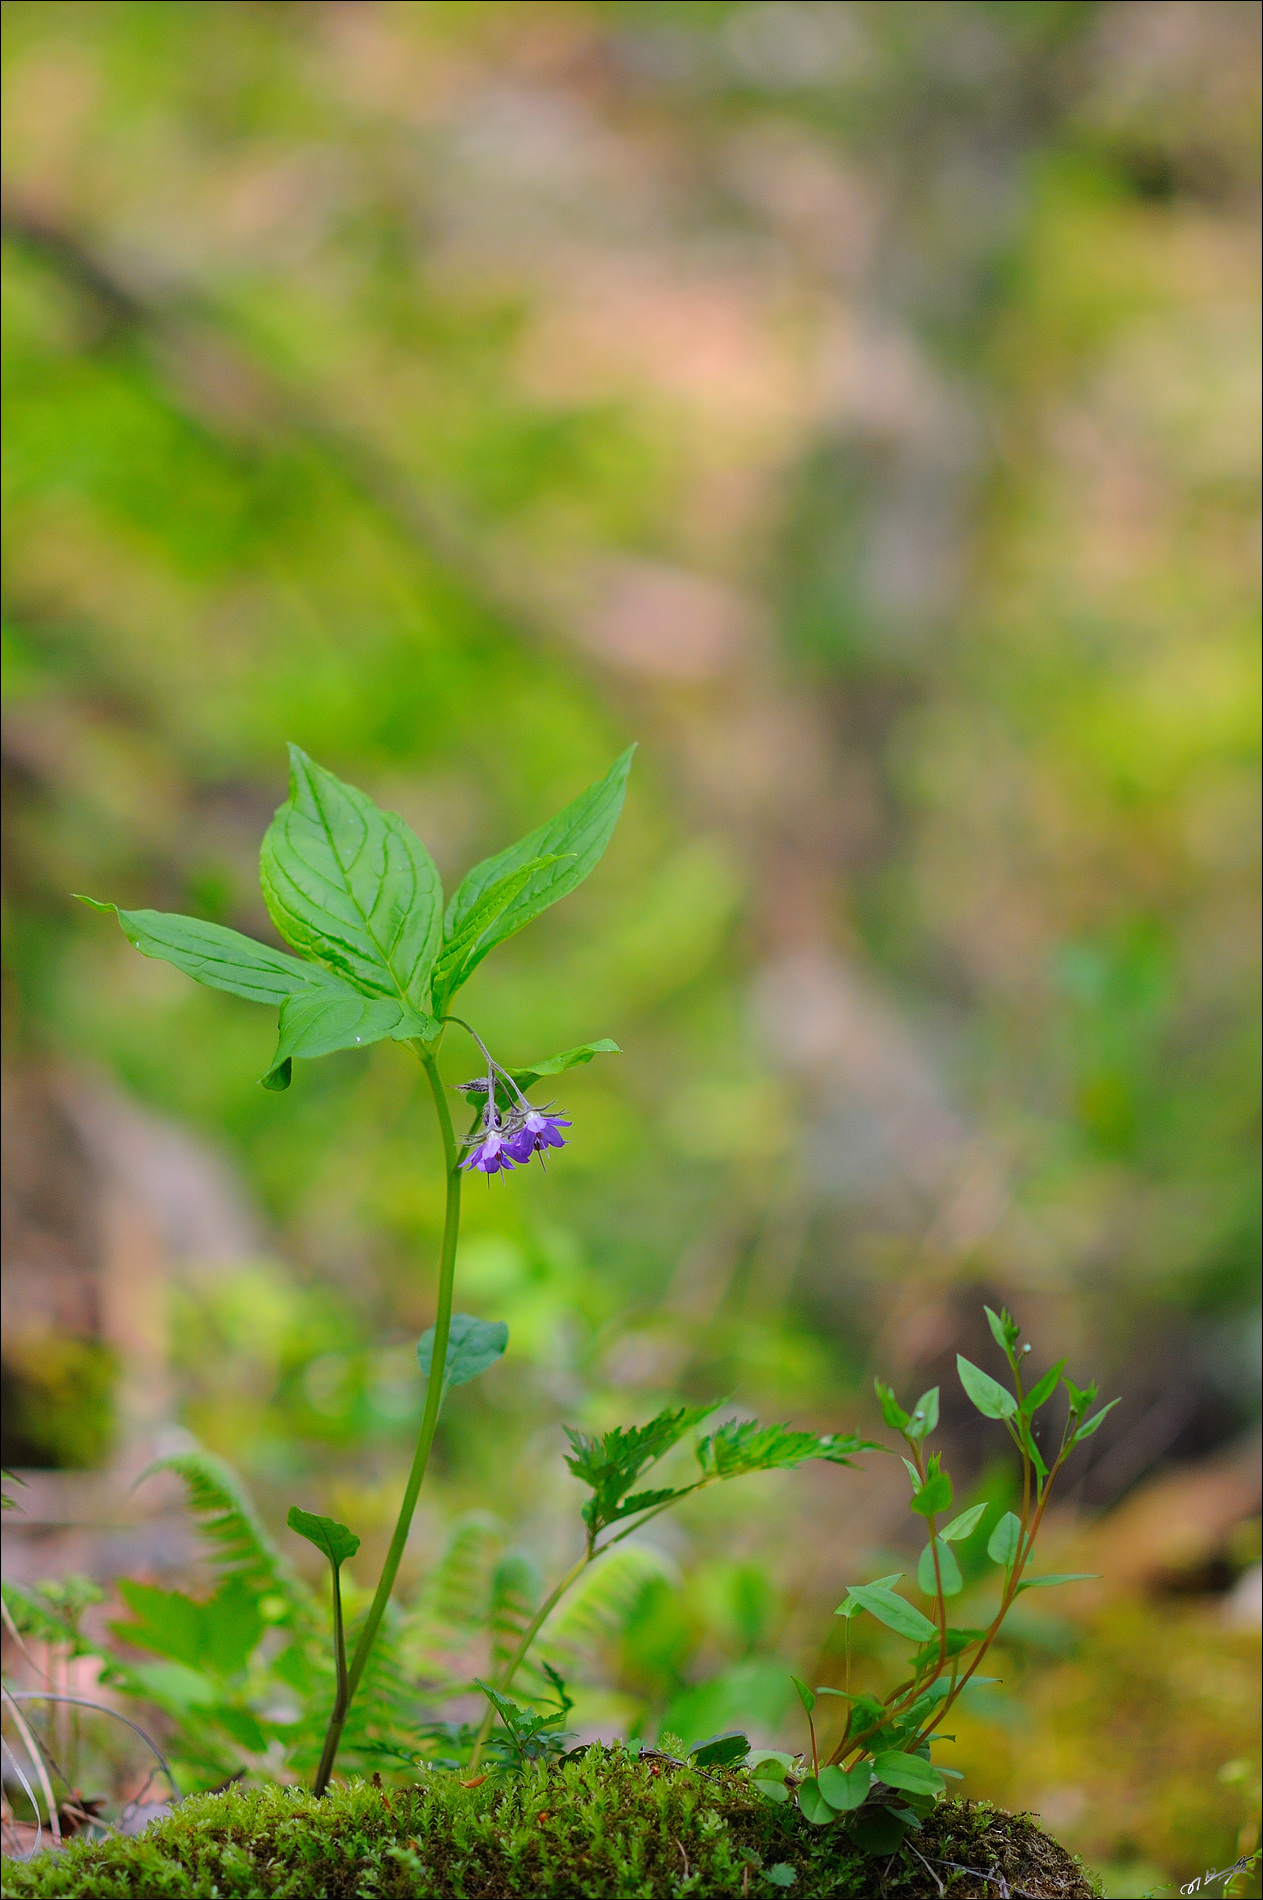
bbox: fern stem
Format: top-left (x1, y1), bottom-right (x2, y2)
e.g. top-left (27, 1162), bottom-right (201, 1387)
top-left (313, 1045), bottom-right (461, 1795)
top-left (467, 1551), bottom-right (590, 1772)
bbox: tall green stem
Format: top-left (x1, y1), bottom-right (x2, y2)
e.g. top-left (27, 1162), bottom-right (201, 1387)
top-left (313, 1046), bottom-right (461, 1796)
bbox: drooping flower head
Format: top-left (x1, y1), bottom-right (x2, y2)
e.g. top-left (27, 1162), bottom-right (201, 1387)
top-left (454, 1027), bottom-right (572, 1179)
top-left (505, 1108), bottom-right (571, 1166)
top-left (460, 1123), bottom-right (516, 1174)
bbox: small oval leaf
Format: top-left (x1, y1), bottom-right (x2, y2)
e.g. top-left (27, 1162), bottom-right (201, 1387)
top-left (939, 1503), bottom-right (988, 1543)
top-left (417, 1313), bottom-right (509, 1397)
top-left (796, 1776), bottom-right (838, 1826)
top-left (872, 1750), bottom-right (946, 1797)
top-left (956, 1354), bottom-right (1017, 1420)
top-left (286, 1506), bottom-right (360, 1571)
top-left (817, 1761), bottom-right (872, 1812)
top-left (986, 1511), bottom-right (1022, 1567)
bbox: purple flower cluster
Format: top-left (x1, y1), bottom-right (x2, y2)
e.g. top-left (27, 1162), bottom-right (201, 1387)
top-left (460, 1105), bottom-right (571, 1176)
top-left (456, 1039), bottom-right (571, 1177)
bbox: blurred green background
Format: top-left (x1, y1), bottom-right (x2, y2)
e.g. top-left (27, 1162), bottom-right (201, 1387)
top-left (2, 2), bottom-right (1259, 1891)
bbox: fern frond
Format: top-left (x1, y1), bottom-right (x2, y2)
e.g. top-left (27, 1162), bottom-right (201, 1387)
top-left (535, 1543), bottom-right (674, 1680)
top-left (135, 1447), bottom-right (290, 1598)
top-left (490, 1553), bottom-right (541, 1675)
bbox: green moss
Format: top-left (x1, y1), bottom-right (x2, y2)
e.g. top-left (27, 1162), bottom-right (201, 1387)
top-left (1, 1753), bottom-right (1098, 1898)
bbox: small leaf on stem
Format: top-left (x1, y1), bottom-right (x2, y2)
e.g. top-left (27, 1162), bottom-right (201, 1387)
top-left (874, 1379), bottom-right (909, 1431)
top-left (1071, 1398), bottom-right (1120, 1446)
top-left (906, 1387), bottom-right (940, 1440)
top-left (791, 1674), bottom-right (816, 1716)
top-left (957, 1355), bottom-right (1018, 1420)
top-left (939, 1503), bottom-right (988, 1543)
top-left (984, 1305), bottom-right (1020, 1353)
top-left (417, 1314), bottom-right (509, 1398)
top-left (1014, 1573), bottom-right (1099, 1593)
top-left (817, 1761), bottom-right (872, 1811)
top-left (1021, 1359), bottom-right (1067, 1416)
top-left (844, 1583), bottom-right (938, 1642)
top-left (986, 1511), bottom-right (1022, 1567)
top-left (910, 1469), bottom-right (953, 1518)
top-left (286, 1507), bottom-right (360, 1571)
top-left (916, 1537), bottom-right (963, 1597)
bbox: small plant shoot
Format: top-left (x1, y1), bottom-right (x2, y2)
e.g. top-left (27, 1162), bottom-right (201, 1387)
top-left (82, 743), bottom-right (635, 1792)
top-left (763, 1304), bottom-right (1113, 1857)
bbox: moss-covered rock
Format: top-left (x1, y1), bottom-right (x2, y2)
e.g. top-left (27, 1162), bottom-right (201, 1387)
top-left (1, 1751), bottom-right (1099, 1898)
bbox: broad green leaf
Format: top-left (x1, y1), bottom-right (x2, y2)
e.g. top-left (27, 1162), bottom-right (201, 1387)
top-left (874, 1379), bottom-right (909, 1431)
top-left (112, 1574), bottom-right (263, 1678)
top-left (128, 1660), bottom-right (218, 1710)
top-left (836, 1575), bottom-right (903, 1619)
top-left (907, 1388), bottom-right (939, 1440)
top-left (458, 1040), bottom-right (622, 1112)
top-left (916, 1538), bottom-right (963, 1598)
top-left (215, 1705), bottom-right (268, 1754)
top-left (445, 747), bottom-right (634, 961)
top-left (80, 900), bottom-right (328, 1006)
top-left (1022, 1359), bottom-right (1067, 1416)
top-left (939, 1503), bottom-right (988, 1543)
top-left (796, 1776), bottom-right (838, 1826)
top-left (1014, 1573), bottom-right (1098, 1593)
top-left (845, 1583), bottom-right (937, 1643)
top-left (956, 1354), bottom-right (1017, 1420)
top-left (764, 1864), bottom-right (797, 1885)
top-left (417, 1313), bottom-right (509, 1398)
top-left (817, 1761), bottom-right (872, 1812)
top-left (872, 1750), bottom-right (946, 1797)
top-left (260, 746), bottom-right (443, 1014)
top-left (910, 1469), bottom-right (953, 1518)
top-left (689, 1732), bottom-right (749, 1768)
top-left (986, 1511), bottom-right (1022, 1567)
top-left (81, 898), bottom-right (430, 1092)
top-left (285, 1506), bottom-right (360, 1571)
top-left (791, 1674), bottom-right (815, 1715)
top-left (430, 855), bottom-right (566, 1010)
top-left (1071, 1398), bottom-right (1120, 1445)
top-left (264, 986), bottom-right (408, 1090)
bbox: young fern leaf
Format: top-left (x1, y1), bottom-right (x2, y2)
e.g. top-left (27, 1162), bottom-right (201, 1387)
top-left (563, 1402), bottom-right (720, 1541)
top-left (489, 1555), bottom-right (541, 1676)
top-left (694, 1419), bottom-right (876, 1479)
top-left (535, 1544), bottom-right (674, 1679)
top-left (135, 1447), bottom-right (290, 1599)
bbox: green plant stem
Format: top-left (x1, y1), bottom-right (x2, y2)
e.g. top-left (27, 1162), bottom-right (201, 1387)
top-left (467, 1551), bottom-right (590, 1772)
top-left (828, 1441), bottom-right (1071, 1770)
top-left (466, 1480), bottom-right (722, 1772)
top-left (313, 1046), bottom-right (461, 1796)
top-left (329, 1563), bottom-right (348, 1734)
